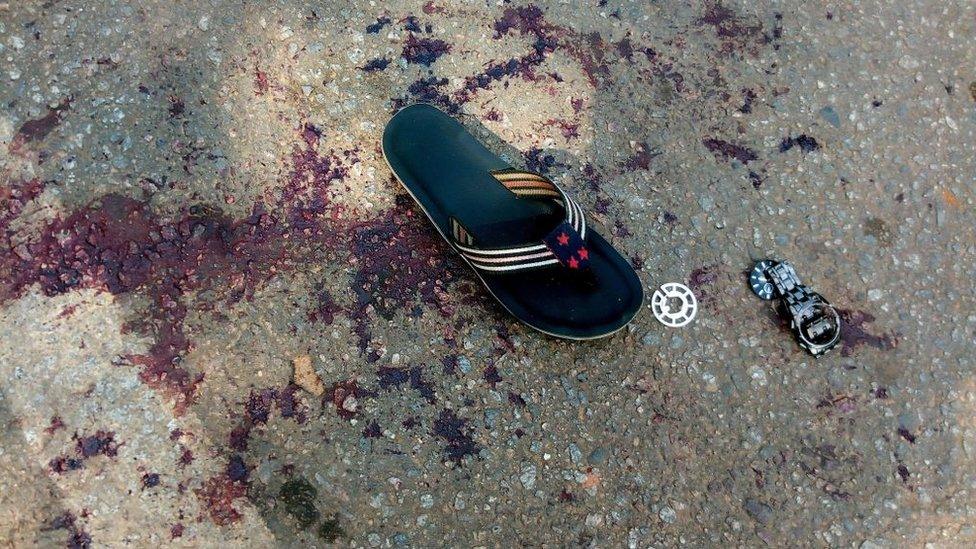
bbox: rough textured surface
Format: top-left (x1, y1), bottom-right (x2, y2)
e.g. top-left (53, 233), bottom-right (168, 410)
top-left (1, 1), bottom-right (974, 546)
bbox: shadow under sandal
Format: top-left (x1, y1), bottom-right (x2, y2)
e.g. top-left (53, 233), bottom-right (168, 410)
top-left (383, 104), bottom-right (644, 340)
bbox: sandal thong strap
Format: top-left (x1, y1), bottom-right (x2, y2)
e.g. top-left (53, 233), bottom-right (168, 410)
top-left (449, 169), bottom-right (590, 273)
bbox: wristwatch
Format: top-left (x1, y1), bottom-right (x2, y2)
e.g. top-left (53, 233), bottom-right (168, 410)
top-left (750, 260), bottom-right (841, 356)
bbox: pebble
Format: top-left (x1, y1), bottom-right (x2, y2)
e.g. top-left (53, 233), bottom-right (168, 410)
top-left (568, 443), bottom-right (583, 464)
top-left (457, 356), bottom-right (472, 374)
top-left (702, 372), bottom-right (719, 392)
top-left (819, 106), bottom-right (841, 128)
top-left (698, 196), bottom-right (715, 212)
top-left (743, 498), bottom-right (773, 525)
top-left (659, 506), bottom-right (677, 523)
top-left (748, 365), bottom-right (768, 387)
top-left (484, 409), bottom-right (499, 429)
top-left (587, 447), bottom-right (608, 465)
top-left (898, 55), bottom-right (919, 69)
top-left (420, 494), bottom-right (433, 508)
top-left (641, 332), bottom-right (660, 346)
top-left (519, 464), bottom-right (537, 489)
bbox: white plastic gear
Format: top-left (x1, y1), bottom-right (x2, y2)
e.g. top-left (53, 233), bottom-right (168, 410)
top-left (651, 283), bottom-right (698, 328)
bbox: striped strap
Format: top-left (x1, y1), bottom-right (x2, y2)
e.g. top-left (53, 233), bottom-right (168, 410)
top-left (450, 170), bottom-right (589, 273)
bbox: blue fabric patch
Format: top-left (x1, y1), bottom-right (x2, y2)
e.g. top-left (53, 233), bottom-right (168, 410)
top-left (543, 222), bottom-right (590, 270)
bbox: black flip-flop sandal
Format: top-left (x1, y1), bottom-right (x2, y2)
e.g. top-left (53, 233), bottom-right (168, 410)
top-left (382, 104), bottom-right (643, 340)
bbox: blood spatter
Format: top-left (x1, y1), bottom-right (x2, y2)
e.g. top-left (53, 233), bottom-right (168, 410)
top-left (195, 475), bottom-right (247, 526)
top-left (494, 5), bottom-right (549, 38)
top-left (508, 391), bottom-right (527, 407)
top-left (401, 15), bottom-right (422, 33)
top-left (393, 77), bottom-right (463, 114)
top-left (409, 366), bottom-right (437, 403)
top-left (702, 138), bottom-right (758, 164)
top-left (739, 88), bottom-right (758, 113)
top-left (749, 170), bottom-right (765, 189)
top-left (45, 512), bottom-right (91, 549)
top-left (763, 12), bottom-right (784, 50)
top-left (74, 431), bottom-right (117, 459)
top-left (306, 288), bottom-right (338, 325)
top-left (49, 430), bottom-right (121, 474)
top-left (441, 355), bottom-right (458, 375)
top-left (282, 136), bottom-right (355, 230)
top-left (377, 365), bottom-right (437, 404)
top-left (613, 220), bottom-right (632, 238)
top-left (246, 388), bottom-right (276, 425)
top-left (688, 264), bottom-right (719, 292)
top-left (624, 144), bottom-right (659, 171)
top-left (697, 2), bottom-right (765, 56)
top-left (896, 464), bottom-right (910, 482)
top-left (376, 366), bottom-right (410, 389)
top-left (49, 456), bottom-right (84, 474)
top-left (167, 95), bottom-right (185, 118)
top-left (277, 384), bottom-right (307, 422)
top-left (897, 427), bottom-right (916, 444)
top-left (326, 379), bottom-right (369, 420)
top-left (616, 37), bottom-right (635, 61)
top-left (523, 148), bottom-right (560, 175)
top-left (401, 34), bottom-right (451, 66)
top-left (360, 57), bottom-right (391, 72)
top-left (836, 309), bottom-right (898, 356)
top-left (0, 177), bottom-right (46, 233)
top-left (226, 454), bottom-right (249, 482)
top-left (432, 408), bottom-right (480, 465)
top-left (254, 68), bottom-right (270, 95)
top-left (365, 16), bottom-right (391, 34)
top-left (362, 420), bottom-right (383, 438)
top-left (44, 415), bottom-right (65, 434)
top-left (8, 97), bottom-right (71, 153)
top-left (229, 385), bottom-right (308, 450)
top-left (141, 472), bottom-right (161, 488)
top-left (0, 192), bottom-right (299, 414)
top-left (562, 31), bottom-right (613, 87)
top-left (548, 119), bottom-right (580, 140)
top-left (178, 446), bottom-right (194, 467)
top-left (779, 134), bottom-right (821, 153)
top-left (593, 196), bottom-right (612, 215)
top-left (346, 198), bottom-right (466, 357)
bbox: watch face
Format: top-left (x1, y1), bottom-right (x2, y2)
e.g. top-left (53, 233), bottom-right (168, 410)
top-left (749, 260), bottom-right (776, 300)
top-left (796, 303), bottom-right (841, 352)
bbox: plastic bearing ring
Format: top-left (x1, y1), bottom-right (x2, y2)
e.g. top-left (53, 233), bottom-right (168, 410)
top-left (651, 283), bottom-right (698, 328)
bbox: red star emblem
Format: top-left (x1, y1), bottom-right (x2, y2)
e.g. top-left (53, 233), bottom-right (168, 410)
top-left (556, 232), bottom-right (570, 246)
top-left (567, 257), bottom-right (579, 269)
top-left (578, 247), bottom-right (589, 260)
